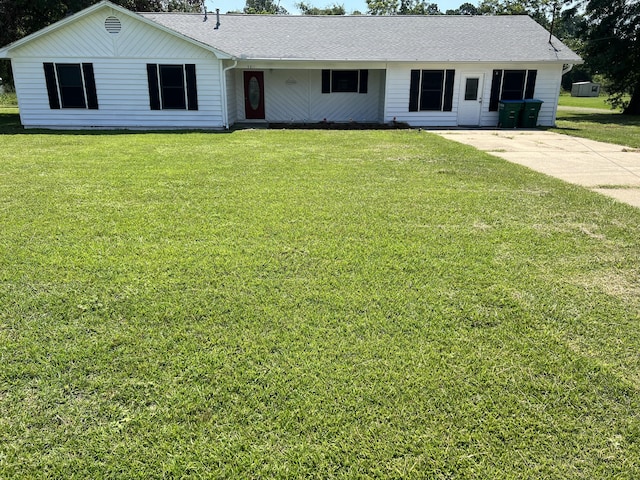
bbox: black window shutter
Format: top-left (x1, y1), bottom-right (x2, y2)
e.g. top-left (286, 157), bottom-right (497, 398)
top-left (146, 64), bottom-right (161, 110)
top-left (489, 69), bottom-right (503, 112)
top-left (321, 70), bottom-right (330, 94)
top-left (359, 69), bottom-right (368, 94)
top-left (409, 70), bottom-right (420, 112)
top-left (43, 63), bottom-right (60, 109)
top-left (443, 69), bottom-right (455, 111)
top-left (185, 64), bottom-right (198, 110)
top-left (82, 63), bottom-right (99, 109)
top-left (525, 70), bottom-right (537, 99)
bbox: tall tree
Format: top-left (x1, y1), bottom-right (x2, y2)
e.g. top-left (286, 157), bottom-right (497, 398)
top-left (296, 2), bottom-right (345, 14)
top-left (581, 0), bottom-right (640, 114)
top-left (477, 0), bottom-right (555, 29)
top-left (244, 0), bottom-right (288, 13)
top-left (553, 6), bottom-right (592, 91)
top-left (445, 2), bottom-right (478, 15)
top-left (366, 0), bottom-right (441, 15)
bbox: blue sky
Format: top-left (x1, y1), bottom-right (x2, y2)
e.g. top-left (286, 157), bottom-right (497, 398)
top-left (205, 0), bottom-right (466, 15)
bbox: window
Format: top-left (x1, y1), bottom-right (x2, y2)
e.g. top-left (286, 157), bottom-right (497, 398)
top-left (147, 64), bottom-right (198, 110)
top-left (464, 78), bottom-right (479, 101)
top-left (488, 69), bottom-right (537, 111)
top-left (408, 69), bottom-right (455, 112)
top-left (501, 70), bottom-right (526, 100)
top-left (321, 70), bottom-right (368, 94)
top-left (43, 63), bottom-right (98, 110)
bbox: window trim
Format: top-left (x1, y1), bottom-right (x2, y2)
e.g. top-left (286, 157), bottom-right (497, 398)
top-left (43, 62), bottom-right (98, 110)
top-left (501, 70), bottom-right (526, 100)
top-left (147, 63), bottom-right (198, 111)
top-left (488, 69), bottom-right (537, 111)
top-left (321, 69), bottom-right (368, 94)
top-left (464, 77), bottom-right (480, 101)
top-left (160, 64), bottom-right (187, 109)
top-left (408, 69), bottom-right (455, 112)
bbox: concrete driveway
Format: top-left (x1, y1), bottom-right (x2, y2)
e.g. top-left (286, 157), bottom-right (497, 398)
top-left (434, 130), bottom-right (640, 208)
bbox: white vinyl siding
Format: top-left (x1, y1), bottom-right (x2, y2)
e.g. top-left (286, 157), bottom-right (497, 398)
top-left (5, 4), bottom-right (569, 129)
top-left (11, 8), bottom-right (209, 61)
top-left (385, 62), bottom-right (564, 127)
top-left (234, 68), bottom-right (384, 123)
top-left (10, 7), bottom-right (224, 129)
top-left (224, 66), bottom-right (237, 126)
top-left (14, 57), bottom-right (222, 129)
top-left (385, 63), bottom-right (459, 127)
top-left (479, 63), bottom-right (561, 127)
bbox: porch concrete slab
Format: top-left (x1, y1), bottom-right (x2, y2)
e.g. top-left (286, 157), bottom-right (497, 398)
top-left (434, 130), bottom-right (640, 208)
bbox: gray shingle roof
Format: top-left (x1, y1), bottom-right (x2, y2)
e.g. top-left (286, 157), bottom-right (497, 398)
top-left (139, 13), bottom-right (581, 63)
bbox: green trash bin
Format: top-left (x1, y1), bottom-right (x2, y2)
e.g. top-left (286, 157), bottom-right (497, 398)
top-left (498, 100), bottom-right (524, 128)
top-left (519, 99), bottom-right (544, 128)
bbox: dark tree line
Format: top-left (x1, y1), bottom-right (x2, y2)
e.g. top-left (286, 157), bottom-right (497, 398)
top-left (581, 0), bottom-right (640, 114)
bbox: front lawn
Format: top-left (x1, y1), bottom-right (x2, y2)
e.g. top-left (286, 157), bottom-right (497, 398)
top-left (1, 127), bottom-right (639, 478)
top-left (552, 109), bottom-right (640, 148)
top-left (553, 92), bottom-right (640, 147)
top-left (557, 92), bottom-right (621, 110)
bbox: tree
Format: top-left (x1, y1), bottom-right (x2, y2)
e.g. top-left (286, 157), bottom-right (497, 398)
top-left (366, 0), bottom-right (398, 14)
top-left (166, 0), bottom-right (202, 11)
top-left (296, 2), bottom-right (345, 14)
top-left (445, 2), bottom-right (478, 15)
top-left (477, 0), bottom-right (555, 29)
top-left (244, 0), bottom-right (288, 14)
top-left (366, 0), bottom-right (441, 15)
top-left (580, 0), bottom-right (640, 114)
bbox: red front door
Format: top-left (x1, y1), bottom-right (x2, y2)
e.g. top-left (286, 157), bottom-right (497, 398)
top-left (244, 71), bottom-right (265, 120)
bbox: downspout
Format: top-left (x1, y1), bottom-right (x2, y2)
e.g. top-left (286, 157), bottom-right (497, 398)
top-left (220, 59), bottom-right (237, 129)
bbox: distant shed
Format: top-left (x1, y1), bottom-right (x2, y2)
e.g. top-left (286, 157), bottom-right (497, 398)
top-left (571, 82), bottom-right (600, 97)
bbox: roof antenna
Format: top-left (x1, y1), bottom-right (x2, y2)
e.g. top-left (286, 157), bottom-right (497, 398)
top-left (215, 8), bottom-right (220, 29)
top-left (548, 2), bottom-right (560, 51)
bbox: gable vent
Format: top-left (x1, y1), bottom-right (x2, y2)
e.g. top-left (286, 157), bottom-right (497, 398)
top-left (105, 16), bottom-right (122, 34)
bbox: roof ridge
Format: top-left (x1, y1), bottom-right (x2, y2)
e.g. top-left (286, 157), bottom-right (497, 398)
top-left (141, 12), bottom-right (533, 18)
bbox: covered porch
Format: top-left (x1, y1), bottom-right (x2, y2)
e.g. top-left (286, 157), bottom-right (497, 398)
top-left (226, 64), bottom-right (387, 126)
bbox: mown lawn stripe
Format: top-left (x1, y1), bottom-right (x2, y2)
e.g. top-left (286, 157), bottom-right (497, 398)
top-left (1, 129), bottom-right (639, 478)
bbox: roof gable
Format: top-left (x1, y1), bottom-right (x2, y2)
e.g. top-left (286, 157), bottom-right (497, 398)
top-left (0, 1), bottom-right (231, 59)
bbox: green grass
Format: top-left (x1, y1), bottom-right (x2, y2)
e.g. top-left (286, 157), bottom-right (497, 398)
top-left (1, 115), bottom-right (640, 478)
top-left (0, 91), bottom-right (18, 107)
top-left (0, 93), bottom-right (20, 129)
top-left (552, 109), bottom-right (640, 148)
top-left (553, 92), bottom-right (640, 148)
top-left (558, 92), bottom-right (620, 110)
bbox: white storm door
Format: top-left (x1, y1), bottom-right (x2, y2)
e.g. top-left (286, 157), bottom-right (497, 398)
top-left (457, 74), bottom-right (484, 126)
